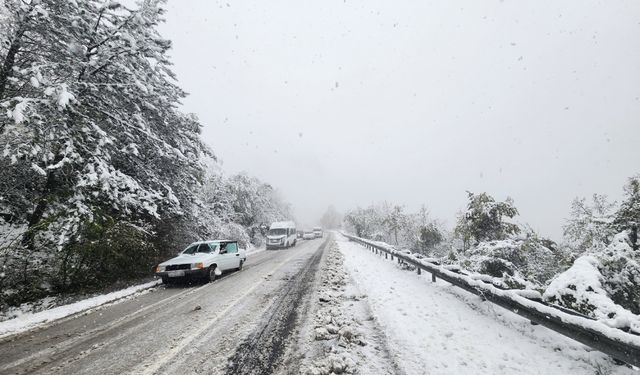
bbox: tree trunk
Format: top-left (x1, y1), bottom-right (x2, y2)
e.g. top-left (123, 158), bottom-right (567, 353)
top-left (631, 223), bottom-right (638, 251)
top-left (0, 28), bottom-right (24, 99)
top-left (21, 166), bottom-right (60, 250)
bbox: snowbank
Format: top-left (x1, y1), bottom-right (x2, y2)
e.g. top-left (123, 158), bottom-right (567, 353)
top-left (0, 279), bottom-right (160, 338)
top-left (544, 244), bottom-right (640, 334)
top-left (301, 241), bottom-right (396, 374)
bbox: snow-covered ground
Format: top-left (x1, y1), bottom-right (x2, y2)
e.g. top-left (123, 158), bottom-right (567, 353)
top-left (0, 244), bottom-right (268, 339)
top-left (0, 280), bottom-right (160, 338)
top-left (336, 234), bottom-right (636, 375)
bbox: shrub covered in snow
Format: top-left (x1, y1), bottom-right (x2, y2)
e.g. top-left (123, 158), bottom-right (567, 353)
top-left (451, 231), bottom-right (565, 290)
top-left (543, 232), bottom-right (640, 333)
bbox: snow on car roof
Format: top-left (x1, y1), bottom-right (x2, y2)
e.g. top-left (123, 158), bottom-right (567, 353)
top-left (189, 239), bottom-right (235, 245)
top-left (270, 221), bottom-right (295, 228)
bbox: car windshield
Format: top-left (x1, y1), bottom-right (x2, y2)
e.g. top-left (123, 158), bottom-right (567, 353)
top-left (268, 228), bottom-right (287, 236)
top-left (182, 243), bottom-right (217, 254)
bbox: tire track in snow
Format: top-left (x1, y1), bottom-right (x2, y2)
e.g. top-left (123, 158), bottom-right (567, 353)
top-left (133, 245), bottom-right (320, 375)
top-left (225, 236), bottom-right (330, 375)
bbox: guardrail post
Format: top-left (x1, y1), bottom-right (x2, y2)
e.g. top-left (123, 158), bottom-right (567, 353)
top-left (391, 254), bottom-right (394, 261)
top-left (431, 273), bottom-right (436, 282)
top-left (417, 267), bottom-right (421, 275)
top-left (385, 253), bottom-right (388, 259)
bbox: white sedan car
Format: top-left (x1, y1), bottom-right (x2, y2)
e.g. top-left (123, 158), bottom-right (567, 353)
top-left (155, 240), bottom-right (246, 284)
top-left (302, 230), bottom-right (315, 240)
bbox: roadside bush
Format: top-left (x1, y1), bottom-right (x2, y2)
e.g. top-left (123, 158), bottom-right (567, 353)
top-left (543, 232), bottom-right (640, 333)
top-left (457, 232), bottom-right (562, 289)
top-left (51, 218), bottom-right (156, 294)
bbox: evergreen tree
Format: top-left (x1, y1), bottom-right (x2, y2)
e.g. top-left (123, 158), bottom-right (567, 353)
top-left (455, 191), bottom-right (520, 245)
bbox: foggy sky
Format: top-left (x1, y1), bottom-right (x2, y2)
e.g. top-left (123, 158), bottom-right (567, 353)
top-left (159, 0), bottom-right (640, 240)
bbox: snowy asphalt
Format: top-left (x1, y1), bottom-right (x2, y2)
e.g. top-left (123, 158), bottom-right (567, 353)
top-left (0, 237), bottom-right (331, 375)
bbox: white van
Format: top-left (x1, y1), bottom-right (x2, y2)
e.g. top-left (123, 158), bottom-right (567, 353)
top-left (266, 221), bottom-right (297, 249)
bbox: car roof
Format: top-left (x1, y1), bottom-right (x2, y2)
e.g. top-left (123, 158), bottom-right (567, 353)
top-left (189, 240), bottom-right (236, 245)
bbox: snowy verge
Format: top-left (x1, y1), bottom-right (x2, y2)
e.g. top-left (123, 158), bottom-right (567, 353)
top-left (344, 232), bottom-right (640, 349)
top-left (0, 279), bottom-right (160, 338)
top-left (300, 240), bottom-right (397, 375)
top-left (245, 243), bottom-right (265, 256)
top-left (336, 234), bottom-right (636, 375)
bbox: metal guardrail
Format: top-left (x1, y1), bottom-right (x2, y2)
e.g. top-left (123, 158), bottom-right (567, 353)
top-left (343, 232), bottom-right (640, 367)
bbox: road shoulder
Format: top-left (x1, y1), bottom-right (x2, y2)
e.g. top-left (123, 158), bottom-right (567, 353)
top-left (294, 237), bottom-right (401, 375)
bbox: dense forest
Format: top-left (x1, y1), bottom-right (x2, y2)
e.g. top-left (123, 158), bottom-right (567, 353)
top-left (0, 1), bottom-right (291, 308)
top-left (343, 176), bottom-right (640, 334)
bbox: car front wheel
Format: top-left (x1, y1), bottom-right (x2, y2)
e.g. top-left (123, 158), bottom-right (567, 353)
top-left (208, 266), bottom-right (217, 283)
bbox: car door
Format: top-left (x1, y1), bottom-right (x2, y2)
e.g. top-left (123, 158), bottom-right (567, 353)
top-left (225, 242), bottom-right (241, 269)
top-left (217, 242), bottom-right (234, 271)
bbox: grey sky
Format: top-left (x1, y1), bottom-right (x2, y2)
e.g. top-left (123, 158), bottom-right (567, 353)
top-left (159, 0), bottom-right (640, 240)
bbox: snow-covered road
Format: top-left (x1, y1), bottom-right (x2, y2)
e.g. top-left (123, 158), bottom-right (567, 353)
top-left (1, 234), bottom-right (634, 375)
top-left (0, 238), bottom-right (330, 375)
top-left (336, 234), bottom-right (635, 375)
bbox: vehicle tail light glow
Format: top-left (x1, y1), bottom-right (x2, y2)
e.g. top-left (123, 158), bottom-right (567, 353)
top-left (195, 262), bottom-right (204, 269)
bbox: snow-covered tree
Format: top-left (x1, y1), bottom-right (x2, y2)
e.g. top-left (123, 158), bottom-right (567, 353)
top-left (454, 191), bottom-right (520, 246)
top-left (381, 203), bottom-right (408, 245)
top-left (563, 194), bottom-right (616, 253)
top-left (1, 0), bottom-right (210, 248)
top-left (613, 176), bottom-right (640, 250)
top-left (0, 0), bottom-right (211, 306)
top-left (413, 206), bottom-right (444, 255)
top-left (344, 206), bottom-right (373, 238)
top-left (320, 205), bottom-right (342, 229)
top-left (0, 1), bottom-right (295, 308)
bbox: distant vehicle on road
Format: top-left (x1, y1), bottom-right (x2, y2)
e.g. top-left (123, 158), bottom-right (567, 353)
top-left (313, 227), bottom-right (323, 238)
top-left (302, 230), bottom-right (315, 240)
top-left (267, 221), bottom-right (297, 249)
top-left (155, 240), bottom-right (246, 284)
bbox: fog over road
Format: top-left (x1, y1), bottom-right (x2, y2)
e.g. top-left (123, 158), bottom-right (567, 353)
top-left (0, 237), bottom-right (331, 375)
